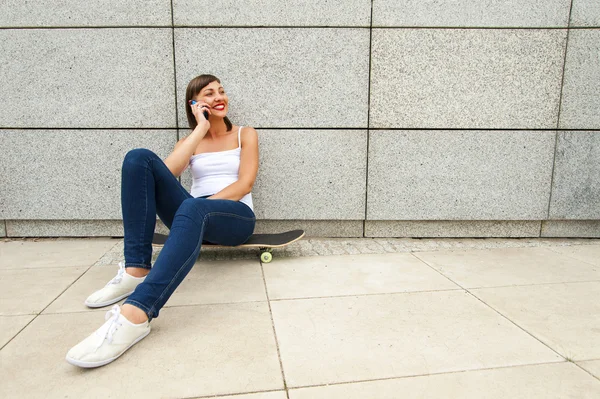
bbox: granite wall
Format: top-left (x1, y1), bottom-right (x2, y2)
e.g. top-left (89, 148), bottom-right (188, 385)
top-left (1, 1), bottom-right (599, 238)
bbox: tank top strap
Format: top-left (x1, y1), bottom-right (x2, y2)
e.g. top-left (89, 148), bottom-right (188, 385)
top-left (237, 126), bottom-right (244, 148)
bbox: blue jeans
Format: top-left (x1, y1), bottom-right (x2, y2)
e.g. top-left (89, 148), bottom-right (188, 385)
top-left (120, 148), bottom-right (255, 320)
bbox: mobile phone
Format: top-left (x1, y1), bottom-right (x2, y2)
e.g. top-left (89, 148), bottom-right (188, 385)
top-left (191, 100), bottom-right (210, 119)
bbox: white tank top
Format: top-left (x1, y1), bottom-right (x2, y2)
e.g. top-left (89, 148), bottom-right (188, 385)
top-left (188, 126), bottom-right (254, 210)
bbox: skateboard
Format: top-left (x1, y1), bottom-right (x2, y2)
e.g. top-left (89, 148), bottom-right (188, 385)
top-left (152, 229), bottom-right (305, 263)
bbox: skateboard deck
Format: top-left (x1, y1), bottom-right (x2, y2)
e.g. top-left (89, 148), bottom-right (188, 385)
top-left (152, 229), bottom-right (305, 262)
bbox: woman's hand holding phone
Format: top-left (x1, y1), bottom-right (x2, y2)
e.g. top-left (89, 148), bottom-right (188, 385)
top-left (190, 100), bottom-right (211, 126)
top-left (189, 100), bottom-right (211, 142)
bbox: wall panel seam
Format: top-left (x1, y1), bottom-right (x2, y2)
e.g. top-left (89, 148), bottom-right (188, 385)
top-left (170, 0), bottom-right (179, 137)
top-left (546, 0), bottom-right (575, 228)
top-left (363, 0), bottom-right (375, 238)
top-left (3, 127), bottom-right (600, 131)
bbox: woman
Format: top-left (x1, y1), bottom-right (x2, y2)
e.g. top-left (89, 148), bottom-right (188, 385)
top-left (66, 75), bottom-right (259, 368)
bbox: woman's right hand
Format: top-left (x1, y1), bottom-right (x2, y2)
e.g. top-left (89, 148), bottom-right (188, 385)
top-left (191, 101), bottom-right (211, 128)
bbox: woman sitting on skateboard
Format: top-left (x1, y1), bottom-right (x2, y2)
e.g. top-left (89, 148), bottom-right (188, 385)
top-left (66, 75), bottom-right (259, 368)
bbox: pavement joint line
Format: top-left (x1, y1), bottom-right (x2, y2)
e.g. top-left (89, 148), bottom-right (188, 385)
top-left (163, 299), bottom-right (268, 309)
top-left (0, 316), bottom-right (37, 352)
top-left (265, 279), bottom-right (600, 303)
top-left (573, 362), bottom-right (600, 382)
top-left (267, 288), bottom-right (464, 303)
top-left (260, 260), bottom-right (291, 399)
top-left (178, 388), bottom-right (286, 399)
top-left (410, 252), bottom-right (570, 361)
top-left (38, 300), bottom-right (271, 316)
top-left (0, 264), bottom-right (105, 271)
top-left (284, 359), bottom-right (568, 391)
top-left (38, 309), bottom-right (106, 316)
top-left (0, 262), bottom-right (95, 351)
top-left (464, 279), bottom-right (600, 291)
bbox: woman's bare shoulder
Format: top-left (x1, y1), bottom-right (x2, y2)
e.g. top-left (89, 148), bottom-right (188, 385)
top-left (239, 126), bottom-right (258, 149)
top-left (239, 126), bottom-right (258, 138)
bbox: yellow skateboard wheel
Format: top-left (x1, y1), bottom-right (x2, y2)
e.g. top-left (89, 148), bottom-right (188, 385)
top-left (260, 252), bottom-right (273, 263)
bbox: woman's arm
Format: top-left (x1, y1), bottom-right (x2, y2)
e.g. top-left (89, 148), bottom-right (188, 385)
top-left (164, 102), bottom-right (211, 177)
top-left (208, 127), bottom-right (259, 201)
top-left (164, 124), bottom-right (209, 177)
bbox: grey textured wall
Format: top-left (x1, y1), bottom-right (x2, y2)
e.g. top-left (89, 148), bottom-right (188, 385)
top-left (1, 1), bottom-right (599, 238)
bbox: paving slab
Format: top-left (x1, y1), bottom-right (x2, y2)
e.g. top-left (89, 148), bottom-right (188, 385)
top-left (44, 258), bottom-right (266, 314)
top-left (263, 253), bottom-right (458, 300)
top-left (42, 263), bottom-right (125, 314)
top-left (271, 291), bottom-right (561, 387)
top-left (162, 259), bottom-right (266, 307)
top-left (0, 267), bottom-right (87, 315)
top-left (413, 247), bottom-right (600, 288)
top-left (289, 362), bottom-right (600, 398)
top-left (0, 315), bottom-right (35, 348)
top-left (0, 238), bottom-right (116, 270)
top-left (546, 244), bottom-right (600, 266)
top-left (0, 303), bottom-right (283, 398)
top-left (472, 282), bottom-right (600, 361)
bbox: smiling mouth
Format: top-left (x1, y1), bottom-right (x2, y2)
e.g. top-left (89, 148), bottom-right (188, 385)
top-left (213, 104), bottom-right (225, 111)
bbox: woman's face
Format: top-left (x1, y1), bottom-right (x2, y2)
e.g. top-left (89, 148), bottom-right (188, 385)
top-left (193, 80), bottom-right (229, 118)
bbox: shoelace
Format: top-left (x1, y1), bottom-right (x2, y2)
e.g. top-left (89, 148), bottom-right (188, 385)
top-left (94, 305), bottom-right (123, 350)
top-left (106, 261), bottom-right (126, 286)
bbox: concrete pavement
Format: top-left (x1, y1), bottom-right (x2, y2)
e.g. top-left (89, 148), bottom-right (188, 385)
top-left (1, 237), bottom-right (599, 398)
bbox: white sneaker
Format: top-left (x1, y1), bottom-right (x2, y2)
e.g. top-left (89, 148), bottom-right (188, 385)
top-left (85, 261), bottom-right (147, 308)
top-left (66, 305), bottom-right (151, 368)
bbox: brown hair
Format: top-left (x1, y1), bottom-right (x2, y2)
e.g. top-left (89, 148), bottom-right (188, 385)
top-left (185, 74), bottom-right (233, 131)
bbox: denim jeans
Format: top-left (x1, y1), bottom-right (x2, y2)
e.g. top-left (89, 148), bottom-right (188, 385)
top-left (120, 148), bottom-right (255, 320)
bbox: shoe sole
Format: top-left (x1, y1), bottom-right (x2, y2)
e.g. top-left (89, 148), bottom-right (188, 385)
top-left (65, 327), bottom-right (151, 368)
top-left (84, 291), bottom-right (135, 308)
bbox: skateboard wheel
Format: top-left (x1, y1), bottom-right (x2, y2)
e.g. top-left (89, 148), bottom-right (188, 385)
top-left (260, 252), bottom-right (273, 263)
